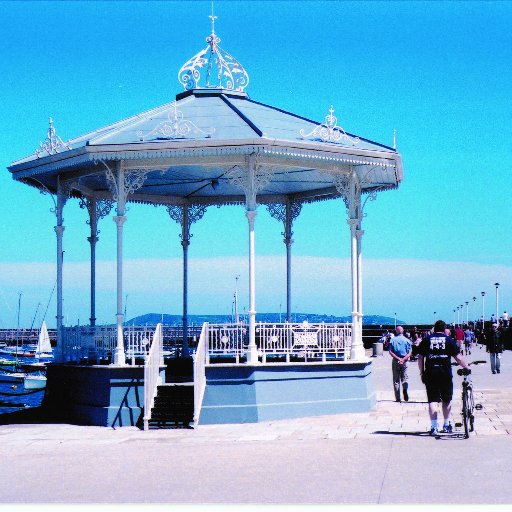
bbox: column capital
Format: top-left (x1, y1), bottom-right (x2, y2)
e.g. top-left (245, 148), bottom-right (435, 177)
top-left (283, 236), bottom-right (294, 246)
top-left (347, 218), bottom-right (359, 230)
top-left (113, 215), bottom-right (127, 226)
top-left (87, 235), bottom-right (99, 244)
top-left (181, 239), bottom-right (190, 248)
top-left (246, 209), bottom-right (257, 228)
top-left (54, 225), bottom-right (65, 235)
top-left (355, 229), bottom-right (365, 240)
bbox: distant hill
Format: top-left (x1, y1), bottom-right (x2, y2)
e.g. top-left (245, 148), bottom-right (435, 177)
top-left (127, 313), bottom-right (405, 326)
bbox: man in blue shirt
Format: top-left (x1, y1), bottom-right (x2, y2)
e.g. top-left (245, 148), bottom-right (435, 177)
top-left (389, 325), bottom-right (412, 402)
top-left (418, 319), bottom-right (469, 435)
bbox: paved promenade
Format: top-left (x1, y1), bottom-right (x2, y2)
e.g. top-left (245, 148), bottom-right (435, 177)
top-left (1, 344), bottom-right (512, 505)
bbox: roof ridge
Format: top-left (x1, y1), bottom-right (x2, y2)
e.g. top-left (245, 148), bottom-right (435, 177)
top-left (219, 94), bottom-right (263, 137)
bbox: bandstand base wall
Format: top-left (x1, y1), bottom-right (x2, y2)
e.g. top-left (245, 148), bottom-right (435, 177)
top-left (198, 360), bottom-right (375, 425)
top-left (43, 364), bottom-right (150, 427)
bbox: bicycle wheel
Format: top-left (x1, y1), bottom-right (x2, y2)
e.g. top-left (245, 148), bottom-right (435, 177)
top-left (467, 386), bottom-right (475, 432)
top-left (462, 386), bottom-right (470, 439)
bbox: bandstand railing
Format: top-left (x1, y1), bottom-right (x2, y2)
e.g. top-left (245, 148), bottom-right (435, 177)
top-left (205, 321), bottom-right (352, 362)
top-left (192, 322), bottom-right (208, 424)
top-left (143, 323), bottom-right (163, 431)
top-left (61, 324), bottom-right (202, 363)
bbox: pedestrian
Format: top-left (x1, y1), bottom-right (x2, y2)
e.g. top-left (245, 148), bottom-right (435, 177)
top-left (417, 319), bottom-right (469, 435)
top-left (503, 311), bottom-right (509, 328)
top-left (389, 325), bottom-right (412, 402)
top-left (454, 325), bottom-right (465, 354)
top-left (486, 323), bottom-right (503, 374)
top-left (464, 326), bottom-right (475, 355)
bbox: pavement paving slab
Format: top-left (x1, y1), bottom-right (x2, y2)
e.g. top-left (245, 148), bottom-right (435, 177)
top-left (1, 349), bottom-right (512, 504)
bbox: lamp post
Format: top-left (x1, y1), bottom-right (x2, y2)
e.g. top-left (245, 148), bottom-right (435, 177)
top-left (434, 311), bottom-right (436, 323)
top-left (394, 312), bottom-right (397, 329)
top-left (495, 282), bottom-right (500, 324)
top-left (472, 296), bottom-right (476, 325)
top-left (453, 309), bottom-right (456, 326)
top-left (481, 291), bottom-right (486, 329)
top-left (457, 307), bottom-right (460, 326)
top-left (465, 301), bottom-right (469, 325)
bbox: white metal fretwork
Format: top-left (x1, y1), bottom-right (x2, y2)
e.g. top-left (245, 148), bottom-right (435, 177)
top-left (178, 8), bottom-right (249, 92)
top-left (204, 321), bottom-right (352, 363)
top-left (207, 323), bottom-right (248, 363)
top-left (35, 117), bottom-right (71, 158)
top-left (143, 323), bottom-right (164, 431)
top-left (257, 321), bottom-right (352, 362)
top-left (300, 106), bottom-right (360, 146)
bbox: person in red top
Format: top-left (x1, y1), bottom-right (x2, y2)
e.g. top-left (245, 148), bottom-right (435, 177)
top-left (454, 325), bottom-right (465, 354)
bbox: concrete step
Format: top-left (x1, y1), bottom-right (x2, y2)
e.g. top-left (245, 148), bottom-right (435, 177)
top-left (148, 382), bottom-right (194, 428)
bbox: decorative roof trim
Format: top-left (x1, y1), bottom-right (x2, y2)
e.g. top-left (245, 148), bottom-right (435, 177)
top-left (9, 141), bottom-right (402, 181)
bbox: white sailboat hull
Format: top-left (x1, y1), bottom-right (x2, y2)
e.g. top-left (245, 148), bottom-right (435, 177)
top-left (24, 375), bottom-right (47, 389)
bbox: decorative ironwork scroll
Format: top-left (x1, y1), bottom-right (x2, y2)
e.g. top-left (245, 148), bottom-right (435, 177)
top-left (136, 101), bottom-right (214, 141)
top-left (178, 9), bottom-right (249, 92)
top-left (105, 168), bottom-right (151, 203)
top-left (226, 159), bottom-right (274, 208)
top-left (35, 118), bottom-right (71, 158)
top-left (330, 172), bottom-right (352, 211)
top-left (166, 204), bottom-right (208, 241)
top-left (79, 197), bottom-right (114, 231)
top-left (300, 106), bottom-right (360, 146)
top-left (266, 201), bottom-right (303, 241)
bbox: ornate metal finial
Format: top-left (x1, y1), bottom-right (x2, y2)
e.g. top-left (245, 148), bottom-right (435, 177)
top-left (178, 7), bottom-right (249, 92)
top-left (300, 106), bottom-right (360, 146)
top-left (35, 117), bottom-right (71, 158)
top-left (136, 101), bottom-right (214, 140)
top-left (209, 0), bottom-right (217, 34)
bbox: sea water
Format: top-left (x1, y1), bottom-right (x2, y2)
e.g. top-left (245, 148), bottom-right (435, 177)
top-left (0, 354), bottom-right (45, 414)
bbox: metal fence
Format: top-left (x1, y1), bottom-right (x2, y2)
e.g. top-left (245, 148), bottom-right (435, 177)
top-left (61, 324), bottom-right (203, 363)
top-left (206, 321), bottom-right (352, 363)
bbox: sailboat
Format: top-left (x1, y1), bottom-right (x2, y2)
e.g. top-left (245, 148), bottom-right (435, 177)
top-left (35, 321), bottom-right (53, 359)
top-left (23, 321), bottom-right (52, 389)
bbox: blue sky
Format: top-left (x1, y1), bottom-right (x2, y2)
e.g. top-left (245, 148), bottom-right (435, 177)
top-left (0, 1), bottom-right (511, 327)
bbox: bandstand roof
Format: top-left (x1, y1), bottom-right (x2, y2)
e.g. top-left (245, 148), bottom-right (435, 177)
top-left (8, 21), bottom-right (403, 208)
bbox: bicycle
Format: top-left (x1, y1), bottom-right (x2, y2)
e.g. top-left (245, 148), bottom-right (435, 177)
top-left (455, 360), bottom-right (485, 438)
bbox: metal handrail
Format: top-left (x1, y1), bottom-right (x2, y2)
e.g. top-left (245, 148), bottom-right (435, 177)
top-left (192, 322), bottom-right (208, 425)
top-left (143, 323), bottom-right (163, 431)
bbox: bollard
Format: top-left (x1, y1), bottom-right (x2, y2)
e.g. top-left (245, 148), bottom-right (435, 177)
top-left (373, 342), bottom-right (384, 357)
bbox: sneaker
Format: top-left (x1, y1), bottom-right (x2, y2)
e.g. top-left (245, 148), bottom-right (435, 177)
top-left (429, 427), bottom-right (438, 436)
top-left (441, 424), bottom-right (453, 433)
top-left (497, 369), bottom-right (501, 374)
top-left (403, 389), bottom-right (409, 402)
top-left (492, 371), bottom-right (496, 374)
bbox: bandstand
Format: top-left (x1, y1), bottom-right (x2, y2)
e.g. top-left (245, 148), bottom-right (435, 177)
top-left (7, 16), bottom-right (403, 427)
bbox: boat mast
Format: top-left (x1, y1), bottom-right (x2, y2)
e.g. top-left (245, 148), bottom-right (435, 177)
top-left (15, 291), bottom-right (22, 367)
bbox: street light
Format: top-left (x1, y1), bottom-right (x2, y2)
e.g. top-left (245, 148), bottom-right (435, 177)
top-left (495, 282), bottom-right (500, 324)
top-left (472, 297), bottom-right (476, 325)
top-left (434, 311), bottom-right (436, 323)
top-left (465, 301), bottom-right (469, 325)
top-left (481, 291), bottom-right (486, 328)
top-left (457, 306), bottom-right (460, 326)
top-left (394, 312), bottom-right (397, 329)
top-left (453, 308), bottom-right (456, 325)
